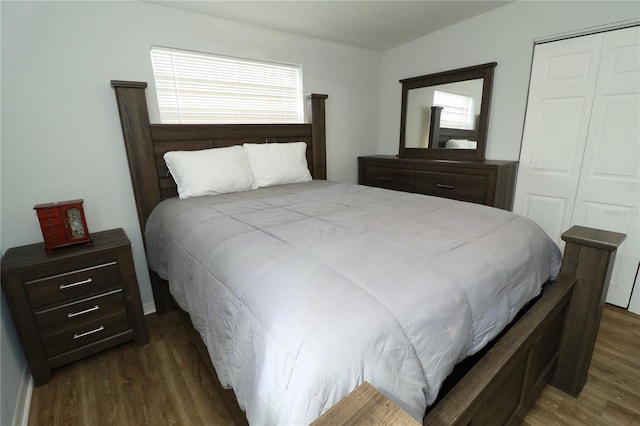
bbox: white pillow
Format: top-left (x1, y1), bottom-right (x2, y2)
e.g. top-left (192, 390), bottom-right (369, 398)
top-left (163, 145), bottom-right (257, 199)
top-left (445, 139), bottom-right (478, 149)
top-left (243, 142), bottom-right (312, 188)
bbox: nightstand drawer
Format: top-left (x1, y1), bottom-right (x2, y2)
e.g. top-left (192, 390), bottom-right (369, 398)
top-left (358, 156), bottom-right (517, 210)
top-left (415, 171), bottom-right (487, 204)
top-left (34, 289), bottom-right (126, 335)
top-left (42, 311), bottom-right (131, 357)
top-left (26, 260), bottom-right (121, 309)
top-left (361, 166), bottom-right (414, 191)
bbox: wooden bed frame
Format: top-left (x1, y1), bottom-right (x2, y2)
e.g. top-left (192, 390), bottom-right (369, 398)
top-left (111, 80), bottom-right (626, 425)
top-left (427, 105), bottom-right (478, 149)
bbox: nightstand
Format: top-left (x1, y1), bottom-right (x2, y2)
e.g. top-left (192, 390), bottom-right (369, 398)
top-left (1, 228), bottom-right (149, 385)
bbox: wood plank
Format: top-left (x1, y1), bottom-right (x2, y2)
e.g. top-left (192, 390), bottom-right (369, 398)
top-left (311, 382), bottom-right (420, 426)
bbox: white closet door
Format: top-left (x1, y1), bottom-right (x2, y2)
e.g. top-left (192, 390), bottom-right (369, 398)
top-left (513, 33), bottom-right (604, 247)
top-left (571, 26), bottom-right (640, 308)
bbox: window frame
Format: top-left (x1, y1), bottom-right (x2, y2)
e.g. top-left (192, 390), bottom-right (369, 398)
top-left (150, 46), bottom-right (304, 124)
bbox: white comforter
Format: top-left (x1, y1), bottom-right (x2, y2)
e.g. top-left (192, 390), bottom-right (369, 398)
top-left (145, 180), bottom-right (561, 425)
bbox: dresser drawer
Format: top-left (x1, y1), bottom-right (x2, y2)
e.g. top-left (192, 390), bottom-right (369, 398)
top-left (361, 166), bottom-right (414, 192)
top-left (34, 289), bottom-right (126, 335)
top-left (414, 171), bottom-right (488, 204)
top-left (42, 310), bottom-right (131, 357)
top-left (25, 259), bottom-right (121, 309)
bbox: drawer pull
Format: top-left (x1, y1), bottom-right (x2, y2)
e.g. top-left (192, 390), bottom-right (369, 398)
top-left (378, 177), bottom-right (393, 182)
top-left (59, 277), bottom-right (93, 290)
top-left (436, 183), bottom-right (455, 190)
top-left (73, 325), bottom-right (105, 339)
top-left (67, 305), bottom-right (99, 318)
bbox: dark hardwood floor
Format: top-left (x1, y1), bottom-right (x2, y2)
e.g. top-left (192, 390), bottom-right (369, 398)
top-left (523, 305), bottom-right (640, 426)
top-left (29, 310), bottom-right (234, 425)
top-left (29, 305), bottom-right (639, 425)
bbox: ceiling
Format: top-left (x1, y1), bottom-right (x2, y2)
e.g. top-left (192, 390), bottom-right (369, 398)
top-left (149, 1), bottom-right (512, 52)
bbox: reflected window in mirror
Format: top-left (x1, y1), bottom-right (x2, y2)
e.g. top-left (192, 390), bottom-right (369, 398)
top-left (399, 63), bottom-right (496, 161)
top-left (433, 88), bottom-right (476, 130)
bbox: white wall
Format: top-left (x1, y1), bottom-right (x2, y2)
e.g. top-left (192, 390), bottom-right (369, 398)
top-left (1, 1), bottom-right (380, 423)
top-left (1, 0), bottom-right (380, 303)
top-left (378, 1), bottom-right (640, 160)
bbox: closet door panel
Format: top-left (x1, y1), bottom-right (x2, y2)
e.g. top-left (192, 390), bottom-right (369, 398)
top-left (513, 33), bottom-right (604, 247)
top-left (572, 26), bottom-right (640, 307)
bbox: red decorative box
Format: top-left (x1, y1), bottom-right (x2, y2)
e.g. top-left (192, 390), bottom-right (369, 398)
top-left (34, 199), bottom-right (91, 251)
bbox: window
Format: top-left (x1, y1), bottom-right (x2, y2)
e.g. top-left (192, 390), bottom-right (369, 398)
top-left (150, 47), bottom-right (303, 124)
top-left (433, 90), bottom-right (475, 130)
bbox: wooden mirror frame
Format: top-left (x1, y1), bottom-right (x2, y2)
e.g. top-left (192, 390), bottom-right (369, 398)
top-left (398, 62), bottom-right (496, 161)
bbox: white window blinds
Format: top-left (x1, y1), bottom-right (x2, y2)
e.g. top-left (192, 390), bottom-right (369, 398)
top-left (433, 90), bottom-right (475, 130)
top-left (150, 47), bottom-right (303, 124)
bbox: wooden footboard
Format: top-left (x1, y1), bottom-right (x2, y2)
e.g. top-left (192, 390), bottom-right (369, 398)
top-left (424, 226), bottom-right (625, 425)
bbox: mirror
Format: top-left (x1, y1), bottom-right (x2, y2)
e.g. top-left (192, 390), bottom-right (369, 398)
top-left (399, 62), bottom-right (496, 161)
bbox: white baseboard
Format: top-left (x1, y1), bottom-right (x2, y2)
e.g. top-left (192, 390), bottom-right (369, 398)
top-left (143, 301), bottom-right (157, 316)
top-left (12, 364), bottom-right (33, 426)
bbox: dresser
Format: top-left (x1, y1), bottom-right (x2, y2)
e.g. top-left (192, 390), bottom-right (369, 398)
top-left (358, 156), bottom-right (518, 210)
top-left (1, 228), bottom-right (149, 385)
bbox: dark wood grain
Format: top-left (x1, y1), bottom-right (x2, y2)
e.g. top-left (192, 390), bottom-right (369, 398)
top-left (24, 258), bottom-right (120, 308)
top-left (424, 226), bottom-right (625, 425)
top-left (311, 382), bottom-right (420, 426)
top-left (307, 93), bottom-right (328, 179)
top-left (424, 275), bottom-right (575, 425)
top-left (358, 155), bottom-right (517, 210)
top-left (551, 226), bottom-right (627, 396)
top-left (414, 170), bottom-right (488, 204)
top-left (1, 228), bottom-right (149, 385)
top-left (28, 311), bottom-right (235, 426)
top-left (399, 62), bottom-right (496, 161)
top-left (111, 81), bottom-right (161, 233)
top-left (523, 305), bottom-right (640, 425)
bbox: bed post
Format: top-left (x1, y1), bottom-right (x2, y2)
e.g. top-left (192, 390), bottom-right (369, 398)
top-left (552, 225), bottom-right (626, 396)
top-left (306, 94), bottom-right (328, 180)
top-left (111, 80), bottom-right (161, 231)
top-left (111, 80), bottom-right (174, 314)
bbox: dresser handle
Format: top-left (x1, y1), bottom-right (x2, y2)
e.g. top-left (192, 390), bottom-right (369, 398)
top-left (378, 177), bottom-right (392, 182)
top-left (67, 305), bottom-right (99, 318)
top-left (436, 183), bottom-right (455, 190)
top-left (59, 277), bottom-right (92, 290)
top-left (73, 325), bottom-right (104, 339)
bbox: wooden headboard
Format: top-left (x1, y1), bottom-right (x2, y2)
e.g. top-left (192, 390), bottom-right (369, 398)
top-left (111, 80), bottom-right (328, 233)
top-left (427, 105), bottom-right (478, 148)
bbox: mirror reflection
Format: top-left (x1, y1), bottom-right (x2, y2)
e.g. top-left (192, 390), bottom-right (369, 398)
top-left (405, 79), bottom-right (483, 149)
top-left (398, 62), bottom-right (496, 161)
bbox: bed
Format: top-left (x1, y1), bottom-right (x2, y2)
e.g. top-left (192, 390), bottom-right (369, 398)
top-left (111, 80), bottom-right (626, 425)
